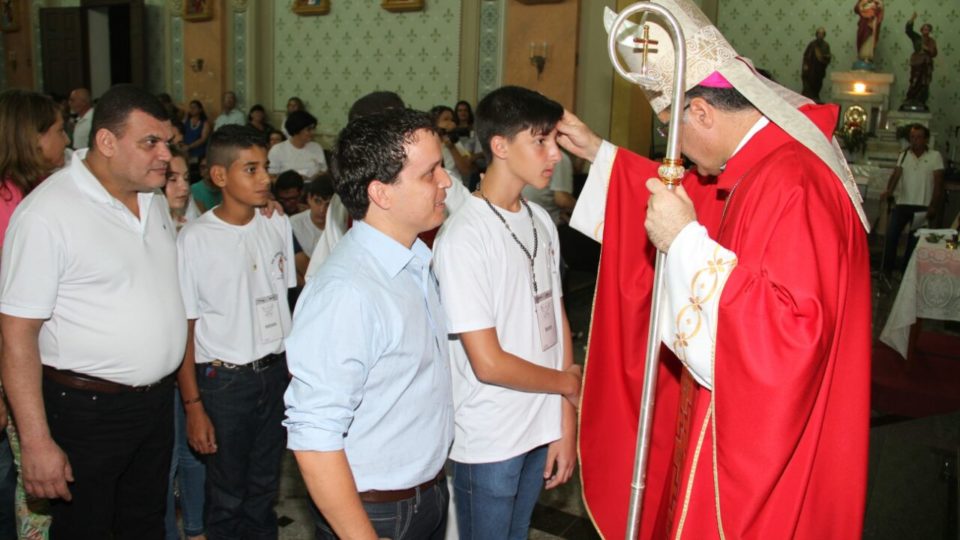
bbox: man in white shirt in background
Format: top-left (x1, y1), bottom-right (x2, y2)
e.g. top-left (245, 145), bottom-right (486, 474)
top-left (213, 91), bottom-right (246, 131)
top-left (880, 123), bottom-right (945, 275)
top-left (68, 87), bottom-right (94, 149)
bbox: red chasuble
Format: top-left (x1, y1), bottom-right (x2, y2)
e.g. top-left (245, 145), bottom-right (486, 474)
top-left (579, 104), bottom-right (872, 539)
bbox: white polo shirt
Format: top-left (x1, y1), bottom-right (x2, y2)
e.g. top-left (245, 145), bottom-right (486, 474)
top-left (0, 150), bottom-right (187, 386)
top-left (72, 108), bottom-right (93, 150)
top-left (178, 211), bottom-right (296, 365)
top-left (897, 148), bottom-right (944, 206)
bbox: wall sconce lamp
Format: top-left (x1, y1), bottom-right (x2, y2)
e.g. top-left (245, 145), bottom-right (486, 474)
top-left (852, 82), bottom-right (867, 94)
top-left (529, 42), bottom-right (548, 79)
top-left (190, 58), bottom-right (204, 73)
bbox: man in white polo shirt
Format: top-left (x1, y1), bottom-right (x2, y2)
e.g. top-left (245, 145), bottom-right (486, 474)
top-left (0, 85), bottom-right (184, 540)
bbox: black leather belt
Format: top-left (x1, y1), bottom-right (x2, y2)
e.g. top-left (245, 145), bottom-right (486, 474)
top-left (207, 352), bottom-right (285, 373)
top-left (43, 366), bottom-right (174, 394)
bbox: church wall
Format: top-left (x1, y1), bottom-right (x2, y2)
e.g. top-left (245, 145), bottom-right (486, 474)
top-left (501, 0), bottom-right (579, 112)
top-left (182, 0), bottom-right (227, 120)
top-left (716, 0), bottom-right (960, 153)
top-left (1, 0), bottom-right (36, 91)
top-left (271, 0), bottom-right (462, 140)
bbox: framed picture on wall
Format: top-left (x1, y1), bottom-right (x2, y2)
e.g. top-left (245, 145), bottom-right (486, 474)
top-left (183, 0), bottom-right (213, 22)
top-left (293, 0), bottom-right (331, 16)
top-left (382, 0), bottom-right (424, 13)
top-left (1, 0), bottom-right (20, 33)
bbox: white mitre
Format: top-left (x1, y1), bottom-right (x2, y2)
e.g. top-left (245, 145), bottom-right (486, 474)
top-left (605, 0), bottom-right (869, 231)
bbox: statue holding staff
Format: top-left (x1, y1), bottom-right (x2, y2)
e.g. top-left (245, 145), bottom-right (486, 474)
top-left (902, 12), bottom-right (937, 111)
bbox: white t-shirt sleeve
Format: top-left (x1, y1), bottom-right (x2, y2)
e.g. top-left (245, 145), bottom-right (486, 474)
top-left (434, 227), bottom-right (495, 334)
top-left (0, 211), bottom-right (65, 319)
top-left (176, 229), bottom-right (201, 320)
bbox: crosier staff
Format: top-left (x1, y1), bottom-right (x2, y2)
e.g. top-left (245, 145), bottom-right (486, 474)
top-left (607, 4), bottom-right (687, 539)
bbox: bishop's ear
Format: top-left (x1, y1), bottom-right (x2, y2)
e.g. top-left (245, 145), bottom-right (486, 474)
top-left (686, 97), bottom-right (713, 130)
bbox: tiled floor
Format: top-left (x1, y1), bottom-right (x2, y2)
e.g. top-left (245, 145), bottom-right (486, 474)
top-left (190, 228), bottom-right (960, 539)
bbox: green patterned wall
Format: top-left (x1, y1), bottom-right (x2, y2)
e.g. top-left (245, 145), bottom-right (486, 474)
top-left (717, 0), bottom-right (959, 145)
top-left (273, 1), bottom-right (462, 134)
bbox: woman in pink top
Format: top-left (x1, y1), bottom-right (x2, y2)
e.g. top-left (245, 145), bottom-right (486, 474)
top-left (0, 88), bottom-right (69, 539)
top-left (0, 90), bottom-right (70, 244)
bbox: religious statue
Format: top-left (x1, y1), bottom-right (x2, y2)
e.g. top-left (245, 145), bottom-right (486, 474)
top-left (801, 27), bottom-right (832, 102)
top-left (901, 12), bottom-right (937, 111)
top-left (853, 0), bottom-right (883, 68)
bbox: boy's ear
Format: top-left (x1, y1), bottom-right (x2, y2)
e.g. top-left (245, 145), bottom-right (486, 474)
top-left (490, 135), bottom-right (510, 160)
top-left (209, 164), bottom-right (229, 188)
top-left (367, 179), bottom-right (391, 211)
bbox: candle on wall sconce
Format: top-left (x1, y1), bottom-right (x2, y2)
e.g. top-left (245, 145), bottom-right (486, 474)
top-left (852, 82), bottom-right (867, 94)
top-left (190, 58), bottom-right (204, 73)
top-left (529, 41), bottom-right (548, 79)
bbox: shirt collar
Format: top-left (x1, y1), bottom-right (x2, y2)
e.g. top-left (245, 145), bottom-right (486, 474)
top-left (71, 148), bottom-right (155, 210)
top-left (352, 220), bottom-right (432, 278)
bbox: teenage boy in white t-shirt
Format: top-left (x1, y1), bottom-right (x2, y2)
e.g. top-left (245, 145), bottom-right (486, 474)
top-left (175, 125), bottom-right (296, 539)
top-left (433, 86), bottom-right (582, 540)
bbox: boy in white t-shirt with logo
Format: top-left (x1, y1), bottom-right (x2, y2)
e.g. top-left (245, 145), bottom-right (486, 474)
top-left (433, 86), bottom-right (582, 540)
top-left (175, 125), bottom-right (296, 539)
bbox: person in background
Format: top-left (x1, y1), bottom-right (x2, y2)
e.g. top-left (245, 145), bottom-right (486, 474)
top-left (274, 170), bottom-right (308, 216)
top-left (68, 88), bottom-right (94, 150)
top-left (247, 104), bottom-right (274, 137)
top-left (290, 173), bottom-right (334, 274)
top-left (0, 88), bottom-right (71, 540)
top-left (268, 130), bottom-right (286, 151)
top-left (429, 105), bottom-right (472, 183)
top-left (161, 146), bottom-right (205, 540)
top-left (282, 97), bottom-right (306, 138)
top-left (184, 100), bottom-right (212, 175)
top-left (190, 157), bottom-right (221, 213)
top-left (157, 93), bottom-right (184, 125)
top-left (268, 111), bottom-right (327, 180)
top-left (213, 91), bottom-right (245, 131)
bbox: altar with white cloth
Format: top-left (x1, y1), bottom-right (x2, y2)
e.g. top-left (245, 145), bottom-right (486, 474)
top-left (879, 230), bottom-right (960, 360)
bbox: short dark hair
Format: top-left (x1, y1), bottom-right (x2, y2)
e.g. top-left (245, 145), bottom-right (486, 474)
top-left (475, 86), bottom-right (563, 161)
top-left (305, 172), bottom-right (335, 200)
top-left (90, 84), bottom-right (169, 150)
top-left (247, 103), bottom-right (266, 123)
top-left (207, 124), bottom-right (267, 169)
top-left (909, 123), bottom-right (930, 139)
top-left (275, 170), bottom-right (305, 193)
top-left (333, 108), bottom-right (435, 220)
top-left (685, 85), bottom-right (753, 112)
top-left (347, 91), bottom-right (405, 121)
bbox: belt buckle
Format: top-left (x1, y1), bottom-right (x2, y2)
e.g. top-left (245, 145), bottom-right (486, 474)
top-left (250, 358), bottom-right (266, 373)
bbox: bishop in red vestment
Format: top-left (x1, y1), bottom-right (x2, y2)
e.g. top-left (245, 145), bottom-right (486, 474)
top-left (564, 2), bottom-right (872, 538)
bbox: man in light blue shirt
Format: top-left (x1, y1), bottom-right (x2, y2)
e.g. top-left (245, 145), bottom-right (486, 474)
top-left (284, 108), bottom-right (454, 540)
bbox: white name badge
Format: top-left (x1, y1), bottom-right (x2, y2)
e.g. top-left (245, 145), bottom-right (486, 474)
top-left (535, 290), bottom-right (558, 351)
top-left (256, 294), bottom-right (283, 344)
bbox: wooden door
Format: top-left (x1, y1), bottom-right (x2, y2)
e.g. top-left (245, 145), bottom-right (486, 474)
top-left (39, 7), bottom-right (88, 97)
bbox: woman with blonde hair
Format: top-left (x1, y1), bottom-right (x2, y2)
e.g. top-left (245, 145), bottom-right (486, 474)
top-left (0, 88), bottom-right (70, 539)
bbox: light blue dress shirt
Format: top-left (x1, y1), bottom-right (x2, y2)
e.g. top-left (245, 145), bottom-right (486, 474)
top-left (283, 220), bottom-right (453, 491)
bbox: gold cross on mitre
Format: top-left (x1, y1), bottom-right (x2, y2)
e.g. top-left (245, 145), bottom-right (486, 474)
top-left (632, 24), bottom-right (659, 75)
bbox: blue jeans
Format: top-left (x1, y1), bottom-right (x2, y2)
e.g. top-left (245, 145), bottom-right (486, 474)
top-left (166, 387), bottom-right (207, 539)
top-left (313, 478), bottom-right (448, 540)
top-left (197, 358), bottom-right (288, 540)
top-left (452, 445), bottom-right (548, 540)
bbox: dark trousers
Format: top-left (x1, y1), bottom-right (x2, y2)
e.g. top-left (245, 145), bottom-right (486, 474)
top-left (883, 204), bottom-right (926, 274)
top-left (0, 432), bottom-right (16, 540)
top-left (197, 358), bottom-right (287, 540)
top-left (44, 375), bottom-right (174, 540)
top-left (312, 479), bottom-right (449, 540)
